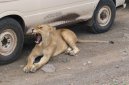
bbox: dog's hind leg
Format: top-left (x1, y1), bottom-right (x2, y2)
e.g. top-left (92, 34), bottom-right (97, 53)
top-left (65, 47), bottom-right (72, 54)
top-left (68, 45), bottom-right (80, 56)
top-left (61, 30), bottom-right (80, 56)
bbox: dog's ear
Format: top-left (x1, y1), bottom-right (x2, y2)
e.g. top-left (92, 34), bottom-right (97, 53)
top-left (48, 25), bottom-right (56, 32)
top-left (37, 25), bottom-right (43, 29)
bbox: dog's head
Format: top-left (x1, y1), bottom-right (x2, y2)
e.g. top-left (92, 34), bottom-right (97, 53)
top-left (32, 24), bottom-right (56, 44)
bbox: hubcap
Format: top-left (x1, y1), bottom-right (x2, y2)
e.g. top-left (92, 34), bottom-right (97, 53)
top-left (97, 6), bottom-right (111, 27)
top-left (0, 29), bottom-right (17, 56)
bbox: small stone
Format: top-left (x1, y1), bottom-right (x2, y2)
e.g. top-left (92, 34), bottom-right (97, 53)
top-left (87, 61), bottom-right (92, 64)
top-left (115, 65), bottom-right (119, 68)
top-left (123, 33), bottom-right (129, 39)
top-left (109, 41), bottom-right (115, 44)
top-left (122, 27), bottom-right (128, 30)
top-left (20, 65), bottom-right (24, 68)
top-left (83, 63), bottom-right (87, 66)
top-left (41, 64), bottom-right (56, 73)
top-left (103, 84), bottom-right (109, 85)
top-left (95, 80), bottom-right (99, 83)
top-left (123, 50), bottom-right (128, 54)
top-left (67, 67), bottom-right (71, 70)
top-left (113, 79), bottom-right (118, 83)
top-left (69, 83), bottom-right (74, 85)
top-left (25, 78), bottom-right (29, 81)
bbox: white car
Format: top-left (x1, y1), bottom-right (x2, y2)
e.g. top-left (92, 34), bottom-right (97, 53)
top-left (0, 0), bottom-right (125, 64)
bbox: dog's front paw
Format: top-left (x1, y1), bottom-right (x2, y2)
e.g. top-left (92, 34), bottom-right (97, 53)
top-left (23, 65), bottom-right (32, 73)
top-left (30, 65), bottom-right (37, 73)
top-left (30, 64), bottom-right (39, 73)
top-left (69, 49), bottom-right (80, 56)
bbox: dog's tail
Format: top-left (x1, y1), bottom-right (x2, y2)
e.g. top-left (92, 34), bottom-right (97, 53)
top-left (77, 39), bottom-right (114, 44)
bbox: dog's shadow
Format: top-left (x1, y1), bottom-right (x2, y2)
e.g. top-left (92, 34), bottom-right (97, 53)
top-left (56, 22), bottom-right (92, 36)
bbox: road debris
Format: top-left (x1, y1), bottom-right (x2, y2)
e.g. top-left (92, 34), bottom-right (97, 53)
top-left (41, 64), bottom-right (56, 73)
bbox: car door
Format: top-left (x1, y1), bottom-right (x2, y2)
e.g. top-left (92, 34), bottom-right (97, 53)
top-left (39, 0), bottom-right (98, 25)
top-left (22, 0), bottom-right (44, 26)
top-left (41, 0), bottom-right (85, 9)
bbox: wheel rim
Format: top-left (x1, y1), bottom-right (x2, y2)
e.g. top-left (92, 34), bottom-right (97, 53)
top-left (97, 6), bottom-right (111, 27)
top-left (0, 29), bottom-right (17, 56)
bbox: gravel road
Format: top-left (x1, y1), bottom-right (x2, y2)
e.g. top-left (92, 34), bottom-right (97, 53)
top-left (0, 4), bottom-right (129, 85)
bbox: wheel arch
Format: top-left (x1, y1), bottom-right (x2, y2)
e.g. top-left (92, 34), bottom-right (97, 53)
top-left (99, 0), bottom-right (116, 6)
top-left (0, 12), bottom-right (25, 32)
top-left (1, 15), bottom-right (25, 32)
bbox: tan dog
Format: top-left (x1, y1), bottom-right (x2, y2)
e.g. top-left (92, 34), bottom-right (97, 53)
top-left (23, 25), bottom-right (110, 73)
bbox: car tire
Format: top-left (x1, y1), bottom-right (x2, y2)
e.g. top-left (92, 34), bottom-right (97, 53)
top-left (90, 0), bottom-right (116, 33)
top-left (0, 18), bottom-right (24, 64)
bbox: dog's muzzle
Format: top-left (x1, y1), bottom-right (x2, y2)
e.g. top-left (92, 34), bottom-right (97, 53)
top-left (34, 33), bottom-right (42, 44)
top-left (31, 29), bottom-right (42, 44)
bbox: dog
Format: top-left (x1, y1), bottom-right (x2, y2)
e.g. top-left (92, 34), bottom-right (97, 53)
top-left (23, 25), bottom-right (111, 73)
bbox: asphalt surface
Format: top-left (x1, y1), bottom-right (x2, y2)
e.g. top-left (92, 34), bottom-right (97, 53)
top-left (0, 5), bottom-right (129, 85)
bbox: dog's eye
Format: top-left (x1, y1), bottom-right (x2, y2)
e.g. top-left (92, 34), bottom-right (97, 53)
top-left (32, 29), bottom-right (34, 33)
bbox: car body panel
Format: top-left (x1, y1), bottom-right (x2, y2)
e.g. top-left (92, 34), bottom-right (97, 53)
top-left (116, 0), bottom-right (126, 7)
top-left (0, 0), bottom-right (125, 32)
top-left (24, 0), bottom-right (99, 27)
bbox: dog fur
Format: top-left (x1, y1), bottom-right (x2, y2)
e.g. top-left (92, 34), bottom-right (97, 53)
top-left (23, 25), bottom-right (110, 73)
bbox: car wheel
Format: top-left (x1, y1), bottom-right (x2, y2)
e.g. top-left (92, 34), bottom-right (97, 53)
top-left (0, 18), bottom-right (24, 64)
top-left (90, 0), bottom-right (116, 33)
